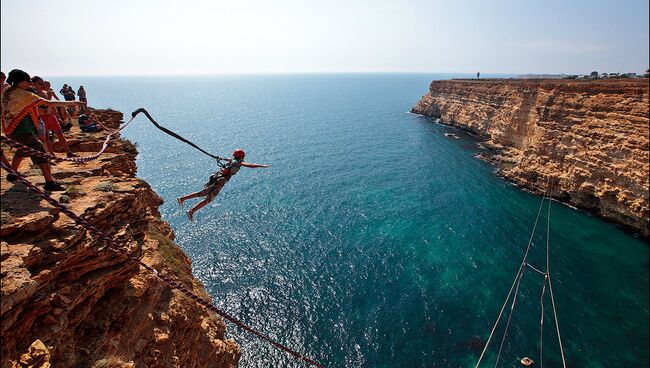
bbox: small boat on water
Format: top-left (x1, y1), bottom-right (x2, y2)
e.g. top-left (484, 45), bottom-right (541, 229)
top-left (444, 133), bottom-right (460, 139)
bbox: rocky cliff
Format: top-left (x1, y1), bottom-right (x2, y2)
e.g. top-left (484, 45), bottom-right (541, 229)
top-left (1, 110), bottom-right (240, 367)
top-left (411, 79), bottom-right (649, 237)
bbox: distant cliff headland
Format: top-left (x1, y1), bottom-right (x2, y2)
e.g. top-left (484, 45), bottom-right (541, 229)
top-left (1, 110), bottom-right (240, 367)
top-left (412, 79), bottom-right (649, 238)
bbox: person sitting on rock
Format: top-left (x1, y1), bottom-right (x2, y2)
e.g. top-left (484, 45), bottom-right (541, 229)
top-left (77, 109), bottom-right (105, 132)
top-left (2, 69), bottom-right (83, 191)
top-left (176, 149), bottom-right (270, 221)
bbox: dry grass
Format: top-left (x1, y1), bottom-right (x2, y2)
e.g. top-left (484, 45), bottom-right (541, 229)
top-left (146, 223), bottom-right (212, 300)
top-left (0, 210), bottom-right (12, 225)
top-left (120, 139), bottom-right (138, 155)
top-left (94, 181), bottom-right (116, 192)
top-left (64, 185), bottom-right (86, 198)
top-left (92, 356), bottom-right (134, 368)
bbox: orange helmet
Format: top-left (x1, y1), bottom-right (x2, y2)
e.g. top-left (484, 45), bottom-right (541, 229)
top-left (233, 149), bottom-right (245, 159)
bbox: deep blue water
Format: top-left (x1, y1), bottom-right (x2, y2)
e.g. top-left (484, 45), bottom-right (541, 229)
top-left (51, 74), bottom-right (648, 367)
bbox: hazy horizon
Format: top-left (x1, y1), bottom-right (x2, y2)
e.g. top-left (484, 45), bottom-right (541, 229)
top-left (2, 0), bottom-right (648, 77)
top-left (34, 71), bottom-right (518, 78)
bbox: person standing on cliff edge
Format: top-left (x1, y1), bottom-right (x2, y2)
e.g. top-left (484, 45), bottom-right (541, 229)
top-left (477, 72), bottom-right (480, 79)
top-left (1, 69), bottom-right (84, 190)
top-left (176, 149), bottom-right (270, 221)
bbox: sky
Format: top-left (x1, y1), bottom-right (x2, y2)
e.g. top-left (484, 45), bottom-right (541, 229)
top-left (1, 0), bottom-right (648, 76)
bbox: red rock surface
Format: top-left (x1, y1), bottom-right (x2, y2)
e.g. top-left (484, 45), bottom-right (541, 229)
top-left (1, 110), bottom-right (240, 367)
top-left (412, 79), bottom-right (649, 237)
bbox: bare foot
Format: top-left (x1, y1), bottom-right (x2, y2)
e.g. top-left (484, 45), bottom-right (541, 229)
top-left (187, 211), bottom-right (194, 222)
top-left (177, 197), bottom-right (184, 207)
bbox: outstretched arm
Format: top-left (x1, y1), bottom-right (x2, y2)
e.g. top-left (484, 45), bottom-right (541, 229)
top-left (241, 162), bottom-right (270, 168)
top-left (44, 100), bottom-right (85, 108)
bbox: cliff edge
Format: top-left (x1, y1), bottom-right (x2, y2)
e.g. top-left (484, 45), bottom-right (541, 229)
top-left (412, 79), bottom-right (649, 237)
top-left (1, 110), bottom-right (240, 367)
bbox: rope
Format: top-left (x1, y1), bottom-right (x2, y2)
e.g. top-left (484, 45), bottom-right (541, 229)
top-left (130, 108), bottom-right (227, 166)
top-left (545, 182), bottom-right (567, 368)
top-left (548, 274), bottom-right (566, 368)
top-left (3, 107), bottom-right (228, 167)
top-left (1, 115), bottom-right (136, 163)
top-left (538, 181), bottom-right (553, 368)
top-left (474, 185), bottom-right (548, 368)
top-left (539, 272), bottom-right (548, 368)
top-left (0, 162), bottom-right (324, 368)
top-left (525, 263), bottom-right (545, 276)
top-left (494, 269), bottom-right (524, 367)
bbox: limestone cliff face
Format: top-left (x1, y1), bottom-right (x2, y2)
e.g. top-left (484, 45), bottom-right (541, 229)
top-left (412, 79), bottom-right (649, 237)
top-left (1, 110), bottom-right (240, 367)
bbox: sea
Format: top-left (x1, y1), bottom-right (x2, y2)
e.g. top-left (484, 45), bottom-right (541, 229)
top-left (50, 74), bottom-right (649, 367)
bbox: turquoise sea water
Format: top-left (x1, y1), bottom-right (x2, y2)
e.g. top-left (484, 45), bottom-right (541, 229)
top-left (51, 74), bottom-right (648, 367)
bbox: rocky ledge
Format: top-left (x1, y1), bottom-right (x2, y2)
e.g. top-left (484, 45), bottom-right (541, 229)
top-left (412, 79), bottom-right (649, 238)
top-left (1, 110), bottom-right (240, 367)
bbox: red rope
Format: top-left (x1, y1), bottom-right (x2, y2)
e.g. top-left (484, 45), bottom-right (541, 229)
top-left (0, 162), bottom-right (324, 368)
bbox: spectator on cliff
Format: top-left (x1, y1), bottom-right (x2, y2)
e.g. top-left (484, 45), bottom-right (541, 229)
top-left (176, 149), bottom-right (270, 221)
top-left (67, 85), bottom-right (76, 101)
top-left (43, 81), bottom-right (72, 132)
top-left (30, 76), bottom-right (50, 98)
top-left (59, 85), bottom-right (79, 116)
top-left (28, 77), bottom-right (50, 147)
top-left (77, 85), bottom-right (87, 104)
top-left (37, 78), bottom-right (72, 132)
top-left (2, 69), bottom-right (83, 190)
top-left (60, 84), bottom-right (69, 98)
top-left (44, 81), bottom-right (59, 101)
top-left (36, 104), bottom-right (77, 157)
top-left (78, 109), bottom-right (105, 132)
top-left (60, 84), bottom-right (75, 101)
top-left (67, 86), bottom-right (78, 115)
top-left (0, 71), bottom-right (9, 95)
top-left (31, 77), bottom-right (76, 157)
top-left (1, 71), bottom-right (8, 122)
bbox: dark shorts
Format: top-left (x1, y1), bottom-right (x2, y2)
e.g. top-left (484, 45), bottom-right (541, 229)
top-left (80, 123), bottom-right (98, 132)
top-left (7, 133), bottom-right (48, 165)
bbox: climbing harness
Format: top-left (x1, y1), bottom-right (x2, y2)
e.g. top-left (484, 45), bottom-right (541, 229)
top-left (0, 163), bottom-right (323, 368)
top-left (475, 179), bottom-right (567, 368)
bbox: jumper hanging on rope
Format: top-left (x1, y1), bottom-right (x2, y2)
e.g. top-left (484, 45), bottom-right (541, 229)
top-left (177, 149), bottom-right (270, 221)
top-left (127, 109), bottom-right (272, 221)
